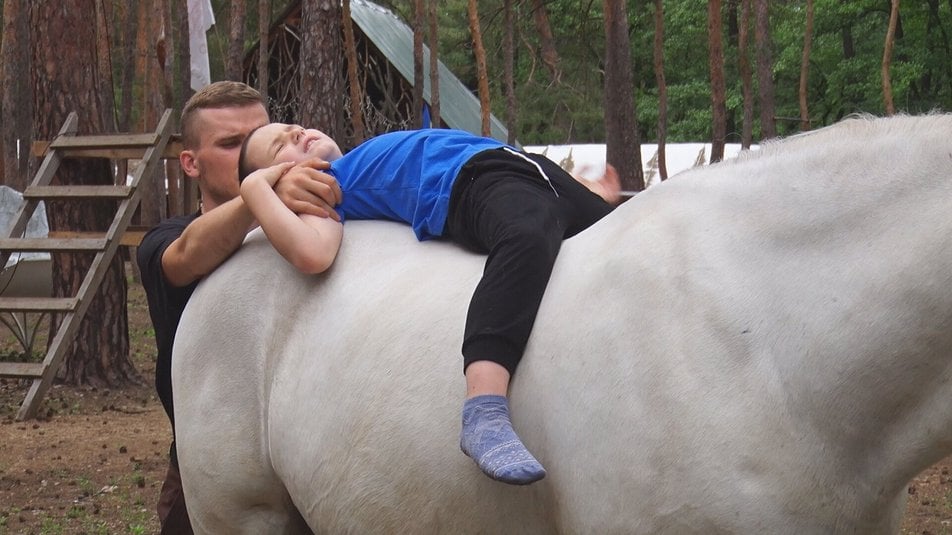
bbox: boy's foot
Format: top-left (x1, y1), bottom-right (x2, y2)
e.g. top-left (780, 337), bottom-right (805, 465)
top-left (460, 395), bottom-right (546, 485)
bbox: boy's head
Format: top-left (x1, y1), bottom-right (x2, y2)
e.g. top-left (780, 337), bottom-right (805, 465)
top-left (238, 123), bottom-right (343, 181)
top-left (179, 81), bottom-right (269, 210)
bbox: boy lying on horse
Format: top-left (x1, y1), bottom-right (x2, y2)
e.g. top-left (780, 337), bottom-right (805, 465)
top-left (237, 123), bottom-right (618, 485)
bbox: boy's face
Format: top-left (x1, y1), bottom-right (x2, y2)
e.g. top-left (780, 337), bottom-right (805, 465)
top-left (245, 123), bottom-right (343, 170)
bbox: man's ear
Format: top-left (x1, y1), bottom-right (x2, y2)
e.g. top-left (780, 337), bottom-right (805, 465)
top-left (180, 150), bottom-right (200, 179)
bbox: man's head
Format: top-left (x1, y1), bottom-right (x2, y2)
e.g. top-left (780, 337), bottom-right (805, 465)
top-left (238, 123), bottom-right (343, 182)
top-left (179, 81), bottom-right (270, 212)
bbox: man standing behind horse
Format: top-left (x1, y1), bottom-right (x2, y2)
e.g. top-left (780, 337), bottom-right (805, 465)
top-left (137, 81), bottom-right (342, 534)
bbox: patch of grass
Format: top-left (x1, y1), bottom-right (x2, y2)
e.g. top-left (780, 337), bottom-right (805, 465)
top-left (39, 515), bottom-right (65, 535)
top-left (66, 505), bottom-right (86, 519)
top-left (122, 505), bottom-right (151, 535)
top-left (80, 518), bottom-right (111, 535)
top-left (0, 348), bottom-right (40, 363)
top-left (76, 475), bottom-right (95, 497)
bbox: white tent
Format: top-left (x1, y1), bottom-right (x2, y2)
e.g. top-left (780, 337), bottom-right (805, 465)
top-left (524, 143), bottom-right (757, 190)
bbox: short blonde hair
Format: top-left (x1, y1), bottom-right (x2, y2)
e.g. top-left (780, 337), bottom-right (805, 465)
top-left (180, 81), bottom-right (266, 148)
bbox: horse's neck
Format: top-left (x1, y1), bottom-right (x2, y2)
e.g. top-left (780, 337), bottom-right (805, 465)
top-left (590, 114), bottom-right (952, 493)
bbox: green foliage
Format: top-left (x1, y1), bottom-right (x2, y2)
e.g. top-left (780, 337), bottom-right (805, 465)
top-left (10, 0), bottom-right (952, 144)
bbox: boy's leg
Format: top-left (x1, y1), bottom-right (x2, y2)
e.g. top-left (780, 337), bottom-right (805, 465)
top-left (456, 178), bottom-right (562, 484)
top-left (445, 154), bottom-right (570, 485)
top-left (446, 150), bottom-right (614, 485)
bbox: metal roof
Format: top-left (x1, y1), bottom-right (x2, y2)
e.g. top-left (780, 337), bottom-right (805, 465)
top-left (349, 0), bottom-right (511, 142)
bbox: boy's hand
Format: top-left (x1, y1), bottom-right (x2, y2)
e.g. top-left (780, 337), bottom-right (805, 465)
top-left (274, 158), bottom-right (343, 221)
top-left (243, 161), bottom-right (296, 189)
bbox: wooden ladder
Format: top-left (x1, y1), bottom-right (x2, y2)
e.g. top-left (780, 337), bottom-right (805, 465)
top-left (0, 110), bottom-right (173, 420)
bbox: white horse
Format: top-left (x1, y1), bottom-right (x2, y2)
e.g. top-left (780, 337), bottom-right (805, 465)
top-left (173, 114), bottom-right (952, 534)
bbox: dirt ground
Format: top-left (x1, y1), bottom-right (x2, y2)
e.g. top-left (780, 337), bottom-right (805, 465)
top-left (0, 269), bottom-right (951, 534)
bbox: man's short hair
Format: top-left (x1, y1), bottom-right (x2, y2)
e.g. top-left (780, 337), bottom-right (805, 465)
top-left (180, 81), bottom-right (266, 149)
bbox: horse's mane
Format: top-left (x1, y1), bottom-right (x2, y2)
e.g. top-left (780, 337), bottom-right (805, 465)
top-left (729, 111), bottom-right (951, 167)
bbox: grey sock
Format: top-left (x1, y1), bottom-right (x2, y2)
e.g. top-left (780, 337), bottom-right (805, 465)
top-left (459, 395), bottom-right (546, 485)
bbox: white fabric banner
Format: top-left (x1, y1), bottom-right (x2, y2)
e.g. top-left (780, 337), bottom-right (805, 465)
top-left (188, 0), bottom-right (216, 91)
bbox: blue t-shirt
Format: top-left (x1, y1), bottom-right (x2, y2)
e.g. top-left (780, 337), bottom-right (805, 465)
top-left (329, 129), bottom-right (510, 240)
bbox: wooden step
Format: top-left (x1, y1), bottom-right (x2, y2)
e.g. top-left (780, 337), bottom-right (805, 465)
top-left (0, 297), bottom-right (78, 312)
top-left (23, 185), bottom-right (133, 200)
top-left (32, 137), bottom-right (183, 159)
top-left (48, 229), bottom-right (148, 247)
top-left (49, 132), bottom-right (160, 149)
top-left (0, 362), bottom-right (44, 379)
top-left (0, 237), bottom-right (107, 252)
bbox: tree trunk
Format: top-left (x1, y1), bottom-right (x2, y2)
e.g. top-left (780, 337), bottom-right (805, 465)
top-left (708, 0), bottom-right (727, 163)
top-left (137, 1), bottom-right (168, 229)
top-left (117, 0), bottom-right (138, 132)
top-left (95, 0), bottom-right (117, 133)
top-left (530, 0), bottom-right (561, 84)
top-left (113, 0), bottom-right (136, 218)
top-left (503, 0), bottom-right (518, 145)
top-left (300, 0), bottom-right (344, 140)
top-left (31, 0), bottom-right (137, 386)
top-left (257, 0), bottom-right (271, 99)
top-left (467, 0), bottom-right (492, 137)
top-left (799, 0), bottom-right (814, 131)
top-left (1, 0), bottom-right (32, 191)
top-left (841, 25), bottom-right (855, 59)
top-left (173, 0), bottom-right (197, 215)
top-left (653, 0), bottom-right (668, 181)
top-left (226, 0), bottom-right (246, 81)
top-left (342, 0), bottom-right (366, 144)
top-left (427, 0), bottom-right (441, 127)
top-left (603, 0), bottom-right (644, 192)
top-left (167, 0), bottom-right (192, 219)
top-left (738, 0), bottom-right (754, 148)
top-left (412, 0), bottom-right (426, 129)
top-left (754, 0), bottom-right (776, 139)
top-left (883, 0), bottom-right (900, 115)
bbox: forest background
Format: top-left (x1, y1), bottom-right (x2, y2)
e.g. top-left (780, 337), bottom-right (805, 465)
top-left (4, 1), bottom-right (952, 187)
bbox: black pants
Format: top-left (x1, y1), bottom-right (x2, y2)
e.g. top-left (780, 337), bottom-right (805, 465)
top-left (444, 149), bottom-right (613, 375)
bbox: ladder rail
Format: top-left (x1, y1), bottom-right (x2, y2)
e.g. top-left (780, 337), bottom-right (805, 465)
top-left (0, 109), bottom-right (175, 420)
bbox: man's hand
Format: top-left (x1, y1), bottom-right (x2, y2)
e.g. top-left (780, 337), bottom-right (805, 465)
top-left (273, 158), bottom-right (344, 220)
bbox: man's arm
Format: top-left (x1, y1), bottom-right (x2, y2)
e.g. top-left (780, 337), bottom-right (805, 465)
top-left (161, 159), bottom-right (342, 287)
top-left (160, 197), bottom-right (256, 287)
top-left (273, 158), bottom-right (343, 219)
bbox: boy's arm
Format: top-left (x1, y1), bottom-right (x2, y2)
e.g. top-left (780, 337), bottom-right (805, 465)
top-left (241, 162), bottom-right (343, 274)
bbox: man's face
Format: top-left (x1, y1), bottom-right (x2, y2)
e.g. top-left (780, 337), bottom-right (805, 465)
top-left (182, 103), bottom-right (269, 211)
